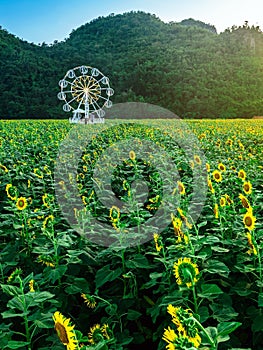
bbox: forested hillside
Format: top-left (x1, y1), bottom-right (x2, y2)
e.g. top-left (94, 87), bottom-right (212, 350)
top-left (0, 11), bottom-right (263, 119)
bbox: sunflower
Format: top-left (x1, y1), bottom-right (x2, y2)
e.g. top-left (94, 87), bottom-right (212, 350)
top-left (88, 324), bottom-right (103, 344)
top-left (214, 203), bottom-right (219, 219)
top-left (219, 197), bottom-right (226, 207)
top-left (239, 194), bottom-right (251, 209)
top-left (101, 324), bottom-right (111, 340)
top-left (171, 216), bottom-right (183, 236)
top-left (173, 258), bottom-right (199, 288)
top-left (7, 268), bottom-right (22, 283)
top-left (81, 293), bottom-right (97, 309)
top-left (218, 162), bottom-right (226, 172)
top-left (42, 193), bottom-right (53, 208)
top-left (238, 141), bottom-right (244, 150)
top-left (243, 181), bottom-right (252, 195)
top-left (16, 197), bottom-right (27, 211)
top-left (177, 181), bottom-right (186, 195)
top-left (129, 150), bottom-right (136, 160)
top-left (33, 168), bottom-right (43, 179)
top-left (167, 305), bottom-right (187, 334)
top-left (43, 165), bottom-right (52, 175)
top-left (243, 209), bottom-right (256, 231)
top-left (0, 164), bottom-right (8, 173)
top-left (165, 306), bottom-right (201, 348)
top-left (238, 169), bottom-right (246, 181)
top-left (226, 138), bottom-right (233, 146)
top-left (246, 232), bottom-right (257, 255)
top-left (109, 205), bottom-right (120, 221)
top-left (205, 163), bottom-right (211, 172)
top-left (207, 177), bottom-right (215, 194)
top-left (162, 326), bottom-right (177, 344)
top-left (6, 184), bottom-right (17, 200)
top-left (153, 233), bottom-right (163, 252)
top-left (212, 170), bottom-right (222, 183)
top-left (29, 279), bottom-right (35, 292)
top-left (37, 255), bottom-right (55, 268)
top-left (53, 311), bottom-right (78, 350)
top-left (177, 208), bottom-right (192, 229)
top-left (194, 155), bottom-right (202, 165)
top-left (224, 194), bottom-right (233, 205)
top-left (43, 215), bottom-right (54, 229)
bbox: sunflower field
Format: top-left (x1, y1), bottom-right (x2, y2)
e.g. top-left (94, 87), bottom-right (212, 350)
top-left (0, 119), bottom-right (262, 350)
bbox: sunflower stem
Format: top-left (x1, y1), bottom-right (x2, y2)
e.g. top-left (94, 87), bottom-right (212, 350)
top-left (18, 276), bottom-right (32, 350)
top-left (185, 268), bottom-right (198, 314)
top-left (189, 316), bottom-right (216, 349)
top-left (256, 242), bottom-right (262, 294)
top-left (192, 284), bottom-right (198, 314)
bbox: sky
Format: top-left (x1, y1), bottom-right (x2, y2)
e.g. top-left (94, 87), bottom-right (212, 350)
top-left (0, 0), bottom-right (263, 44)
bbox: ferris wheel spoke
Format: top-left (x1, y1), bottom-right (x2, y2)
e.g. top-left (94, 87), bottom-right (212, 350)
top-left (72, 90), bottom-right (85, 99)
top-left (86, 79), bottom-right (93, 89)
top-left (89, 81), bottom-right (99, 88)
top-left (90, 84), bottom-right (100, 91)
top-left (92, 98), bottom-right (104, 111)
top-left (90, 100), bottom-right (100, 113)
top-left (96, 94), bottom-right (108, 102)
top-left (96, 76), bottom-right (107, 85)
top-left (67, 93), bottom-right (84, 105)
top-left (79, 80), bottom-right (87, 89)
top-left (62, 90), bottom-right (74, 94)
top-left (64, 81), bottom-right (75, 87)
top-left (77, 98), bottom-right (85, 111)
top-left (72, 88), bottom-right (87, 94)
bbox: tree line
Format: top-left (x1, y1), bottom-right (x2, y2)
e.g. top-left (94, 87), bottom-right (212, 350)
top-left (0, 11), bottom-right (263, 119)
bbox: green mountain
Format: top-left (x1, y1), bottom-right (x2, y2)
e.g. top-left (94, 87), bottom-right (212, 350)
top-left (0, 11), bottom-right (263, 119)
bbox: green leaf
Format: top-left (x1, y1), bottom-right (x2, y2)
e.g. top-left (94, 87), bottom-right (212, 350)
top-left (252, 315), bottom-right (263, 332)
top-left (203, 326), bottom-right (217, 342)
top-left (204, 260), bottom-right (230, 277)
top-left (7, 296), bottom-right (25, 312)
top-left (217, 321), bottom-right (242, 337)
top-left (127, 309), bottom-right (142, 320)
top-left (6, 340), bottom-right (31, 349)
top-left (1, 284), bottom-right (21, 297)
top-left (34, 318), bottom-right (53, 329)
top-left (45, 265), bottom-right (67, 284)
top-left (65, 277), bottom-right (91, 295)
top-left (198, 306), bottom-right (210, 323)
top-left (95, 265), bottom-right (122, 289)
top-left (210, 302), bottom-right (238, 322)
top-left (126, 254), bottom-right (150, 269)
top-left (258, 293), bottom-right (263, 307)
top-left (105, 304), bottom-right (118, 316)
top-left (197, 221), bottom-right (208, 228)
top-left (198, 284), bottom-right (224, 298)
top-left (64, 284), bottom-right (82, 295)
top-left (211, 246), bottom-right (229, 253)
top-left (1, 310), bottom-right (28, 318)
top-left (25, 291), bottom-right (55, 307)
top-left (217, 335), bottom-right (230, 343)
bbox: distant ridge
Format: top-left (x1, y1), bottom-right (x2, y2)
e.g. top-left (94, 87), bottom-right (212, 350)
top-left (0, 11), bottom-right (263, 119)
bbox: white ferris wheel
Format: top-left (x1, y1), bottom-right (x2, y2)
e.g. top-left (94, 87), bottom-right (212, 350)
top-left (57, 65), bottom-right (114, 123)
